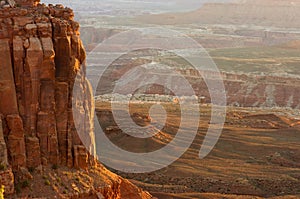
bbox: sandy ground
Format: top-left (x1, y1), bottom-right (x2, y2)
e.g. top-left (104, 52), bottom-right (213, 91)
top-left (96, 101), bottom-right (300, 198)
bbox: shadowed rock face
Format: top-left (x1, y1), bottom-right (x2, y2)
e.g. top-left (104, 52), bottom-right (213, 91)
top-left (0, 2), bottom-right (96, 194)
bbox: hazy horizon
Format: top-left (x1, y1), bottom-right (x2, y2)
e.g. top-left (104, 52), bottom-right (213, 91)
top-left (43, 0), bottom-right (232, 15)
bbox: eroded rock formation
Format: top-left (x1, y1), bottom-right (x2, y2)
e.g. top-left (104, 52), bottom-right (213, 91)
top-left (0, 1), bottom-right (94, 194)
top-left (0, 2), bottom-right (153, 198)
top-left (95, 56), bottom-right (300, 109)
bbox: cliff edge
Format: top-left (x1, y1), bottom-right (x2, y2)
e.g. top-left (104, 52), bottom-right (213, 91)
top-left (0, 1), bottom-right (152, 198)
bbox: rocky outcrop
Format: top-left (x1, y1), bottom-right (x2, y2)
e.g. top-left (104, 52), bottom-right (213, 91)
top-left (1, 1), bottom-right (93, 169)
top-left (0, 2), bottom-right (153, 198)
top-left (0, 1), bottom-right (93, 194)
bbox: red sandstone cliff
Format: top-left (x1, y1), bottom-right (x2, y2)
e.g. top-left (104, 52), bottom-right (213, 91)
top-left (0, 1), bottom-right (153, 198)
top-left (0, 0), bottom-right (92, 181)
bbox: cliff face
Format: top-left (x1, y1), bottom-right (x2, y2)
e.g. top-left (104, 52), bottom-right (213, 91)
top-left (0, 2), bottom-right (93, 194)
top-left (0, 2), bottom-right (152, 198)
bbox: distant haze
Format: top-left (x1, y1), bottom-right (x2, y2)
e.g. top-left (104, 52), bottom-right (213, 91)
top-left (42, 0), bottom-right (231, 15)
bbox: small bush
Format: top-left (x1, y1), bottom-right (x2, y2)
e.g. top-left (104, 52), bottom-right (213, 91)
top-left (0, 164), bottom-right (6, 171)
top-left (44, 180), bottom-right (51, 186)
top-left (15, 183), bottom-right (21, 194)
top-left (28, 167), bottom-right (35, 173)
top-left (52, 164), bottom-right (58, 170)
top-left (56, 177), bottom-right (62, 183)
top-left (21, 180), bottom-right (30, 188)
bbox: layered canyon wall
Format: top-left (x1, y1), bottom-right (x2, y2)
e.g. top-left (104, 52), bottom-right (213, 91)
top-left (96, 61), bottom-right (300, 109)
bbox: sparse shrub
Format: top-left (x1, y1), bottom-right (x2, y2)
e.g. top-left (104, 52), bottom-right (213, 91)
top-left (44, 180), bottom-right (51, 186)
top-left (56, 177), bottom-right (62, 183)
top-left (15, 183), bottom-right (21, 194)
top-left (0, 164), bottom-right (6, 171)
top-left (28, 167), bottom-right (35, 173)
top-left (21, 180), bottom-right (30, 188)
top-left (52, 164), bottom-right (58, 170)
top-left (14, 179), bottom-right (30, 194)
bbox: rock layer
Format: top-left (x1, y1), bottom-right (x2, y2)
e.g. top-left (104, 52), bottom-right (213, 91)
top-left (96, 58), bottom-right (300, 109)
top-left (0, 3), bottom-right (154, 198)
top-left (0, 3), bottom-right (95, 195)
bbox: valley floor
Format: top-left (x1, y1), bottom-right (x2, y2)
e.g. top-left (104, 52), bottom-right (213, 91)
top-left (96, 101), bottom-right (300, 198)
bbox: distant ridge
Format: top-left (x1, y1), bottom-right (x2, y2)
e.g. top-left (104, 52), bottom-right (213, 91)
top-left (138, 0), bottom-right (300, 28)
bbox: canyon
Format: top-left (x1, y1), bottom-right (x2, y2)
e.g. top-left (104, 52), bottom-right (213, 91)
top-left (76, 0), bottom-right (300, 112)
top-left (93, 49), bottom-right (300, 109)
top-left (0, 0), bottom-right (299, 198)
top-left (77, 0), bottom-right (300, 198)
